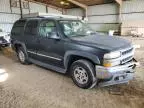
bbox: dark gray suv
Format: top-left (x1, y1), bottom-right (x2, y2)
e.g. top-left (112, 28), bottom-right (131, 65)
top-left (11, 15), bottom-right (138, 89)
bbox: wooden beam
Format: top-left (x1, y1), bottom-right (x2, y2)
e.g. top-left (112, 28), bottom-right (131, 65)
top-left (26, 0), bottom-right (62, 12)
top-left (67, 0), bottom-right (87, 9)
top-left (67, 0), bottom-right (88, 18)
top-left (115, 0), bottom-right (122, 5)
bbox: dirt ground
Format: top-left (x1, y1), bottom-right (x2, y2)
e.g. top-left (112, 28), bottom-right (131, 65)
top-left (0, 37), bottom-right (144, 108)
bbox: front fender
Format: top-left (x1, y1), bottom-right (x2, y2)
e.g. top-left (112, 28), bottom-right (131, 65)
top-left (64, 50), bottom-right (100, 69)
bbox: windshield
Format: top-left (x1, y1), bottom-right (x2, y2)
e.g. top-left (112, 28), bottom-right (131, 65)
top-left (59, 20), bottom-right (95, 37)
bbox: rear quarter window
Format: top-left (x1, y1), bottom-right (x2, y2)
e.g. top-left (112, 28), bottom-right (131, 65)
top-left (11, 20), bottom-right (26, 36)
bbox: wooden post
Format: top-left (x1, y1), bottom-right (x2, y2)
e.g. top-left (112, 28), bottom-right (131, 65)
top-left (115, 0), bottom-right (123, 35)
top-left (19, 0), bottom-right (23, 18)
top-left (115, 0), bottom-right (122, 5)
top-left (115, 0), bottom-right (122, 22)
top-left (9, 0), bottom-right (12, 13)
top-left (46, 6), bottom-right (48, 13)
top-left (119, 5), bottom-right (122, 23)
top-left (28, 1), bottom-right (30, 14)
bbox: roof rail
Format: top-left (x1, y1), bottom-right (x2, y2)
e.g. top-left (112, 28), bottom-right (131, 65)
top-left (23, 12), bottom-right (82, 20)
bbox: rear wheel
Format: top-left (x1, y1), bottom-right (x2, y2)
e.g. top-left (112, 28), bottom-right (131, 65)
top-left (70, 59), bottom-right (97, 89)
top-left (17, 47), bottom-right (30, 64)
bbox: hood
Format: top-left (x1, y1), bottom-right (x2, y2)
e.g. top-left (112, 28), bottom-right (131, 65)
top-left (70, 34), bottom-right (132, 52)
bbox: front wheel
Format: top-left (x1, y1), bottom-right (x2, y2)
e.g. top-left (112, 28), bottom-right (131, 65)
top-left (70, 59), bottom-right (97, 89)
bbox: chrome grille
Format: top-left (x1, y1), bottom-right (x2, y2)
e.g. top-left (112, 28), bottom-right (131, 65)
top-left (120, 47), bottom-right (134, 64)
top-left (122, 48), bottom-right (133, 55)
top-left (121, 56), bottom-right (133, 64)
top-left (103, 46), bottom-right (134, 66)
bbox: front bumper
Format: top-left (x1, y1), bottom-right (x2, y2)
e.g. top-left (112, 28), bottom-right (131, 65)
top-left (96, 60), bottom-right (139, 87)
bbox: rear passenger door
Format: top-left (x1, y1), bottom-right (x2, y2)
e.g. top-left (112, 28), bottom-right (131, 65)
top-left (24, 20), bottom-right (39, 59)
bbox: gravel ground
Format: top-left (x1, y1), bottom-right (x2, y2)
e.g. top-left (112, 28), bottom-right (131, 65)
top-left (0, 37), bottom-right (144, 108)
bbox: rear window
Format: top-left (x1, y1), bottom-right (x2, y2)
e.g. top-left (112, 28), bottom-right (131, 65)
top-left (11, 20), bottom-right (26, 35)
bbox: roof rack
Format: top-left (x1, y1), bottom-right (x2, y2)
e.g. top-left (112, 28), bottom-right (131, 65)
top-left (23, 12), bottom-right (82, 20)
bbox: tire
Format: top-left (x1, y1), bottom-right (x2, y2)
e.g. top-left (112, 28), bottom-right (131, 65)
top-left (17, 47), bottom-right (30, 64)
top-left (70, 59), bottom-right (97, 89)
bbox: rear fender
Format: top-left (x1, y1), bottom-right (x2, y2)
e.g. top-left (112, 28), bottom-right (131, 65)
top-left (13, 40), bottom-right (28, 57)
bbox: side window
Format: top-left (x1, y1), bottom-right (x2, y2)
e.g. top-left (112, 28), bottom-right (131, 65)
top-left (39, 20), bottom-right (56, 38)
top-left (11, 20), bottom-right (26, 35)
top-left (25, 20), bottom-right (38, 35)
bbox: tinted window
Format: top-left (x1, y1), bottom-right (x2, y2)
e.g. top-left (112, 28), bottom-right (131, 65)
top-left (11, 20), bottom-right (26, 35)
top-left (39, 20), bottom-right (56, 38)
top-left (15, 20), bottom-right (26, 26)
top-left (25, 20), bottom-right (38, 35)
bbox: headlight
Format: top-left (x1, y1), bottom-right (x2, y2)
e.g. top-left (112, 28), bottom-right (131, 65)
top-left (103, 51), bottom-right (121, 67)
top-left (104, 51), bottom-right (121, 59)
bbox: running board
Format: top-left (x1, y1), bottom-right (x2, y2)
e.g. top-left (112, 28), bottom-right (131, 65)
top-left (29, 58), bottom-right (66, 74)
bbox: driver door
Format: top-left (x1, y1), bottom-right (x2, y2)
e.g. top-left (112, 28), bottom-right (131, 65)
top-left (36, 19), bottom-right (65, 68)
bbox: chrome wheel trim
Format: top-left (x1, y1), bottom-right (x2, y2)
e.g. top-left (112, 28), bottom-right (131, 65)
top-left (18, 50), bottom-right (25, 62)
top-left (74, 67), bottom-right (88, 85)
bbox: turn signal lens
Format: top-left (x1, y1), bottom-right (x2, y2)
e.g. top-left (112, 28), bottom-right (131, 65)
top-left (103, 63), bottom-right (112, 67)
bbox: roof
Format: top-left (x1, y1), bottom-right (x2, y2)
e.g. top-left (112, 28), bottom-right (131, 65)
top-left (22, 17), bottom-right (81, 21)
top-left (27, 0), bottom-right (116, 9)
top-left (21, 13), bottom-right (82, 20)
top-left (23, 12), bottom-right (81, 18)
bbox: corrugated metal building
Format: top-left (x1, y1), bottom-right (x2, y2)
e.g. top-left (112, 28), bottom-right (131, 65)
top-left (66, 0), bottom-right (144, 35)
top-left (0, 0), bottom-right (144, 35)
top-left (0, 0), bottom-right (62, 33)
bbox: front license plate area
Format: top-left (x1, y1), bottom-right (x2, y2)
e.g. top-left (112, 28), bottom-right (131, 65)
top-left (114, 73), bottom-right (127, 81)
